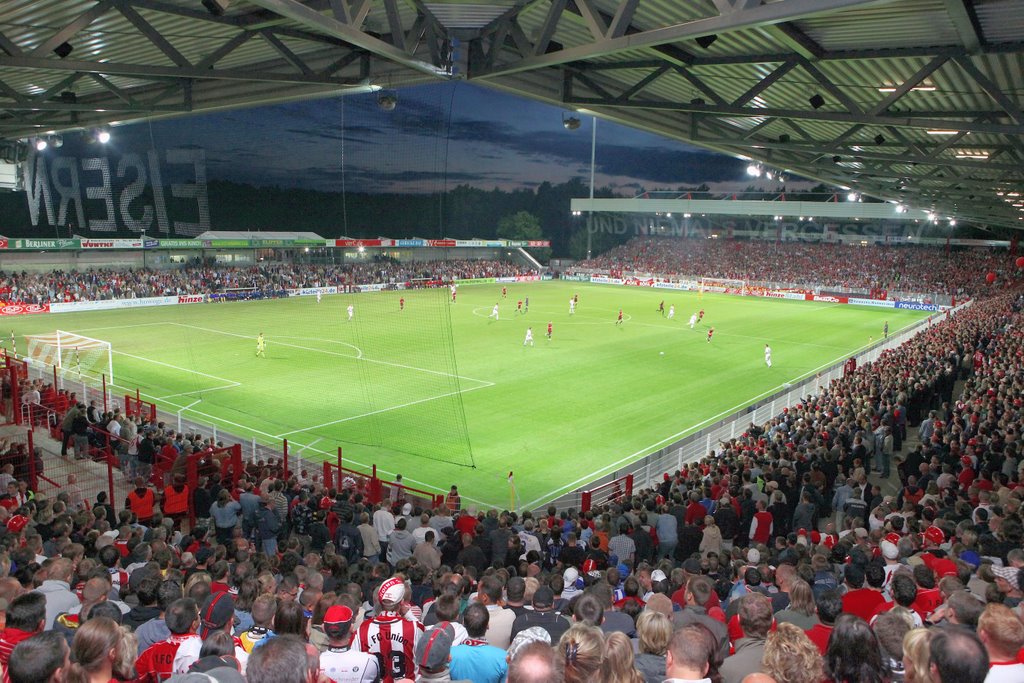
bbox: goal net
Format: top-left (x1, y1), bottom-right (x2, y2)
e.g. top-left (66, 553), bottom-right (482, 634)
top-left (25, 330), bottom-right (114, 387)
top-left (699, 277), bottom-right (748, 296)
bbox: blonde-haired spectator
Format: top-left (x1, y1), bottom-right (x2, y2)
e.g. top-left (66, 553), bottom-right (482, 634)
top-left (902, 628), bottom-right (935, 683)
top-left (977, 603), bottom-right (1024, 683)
top-left (634, 610), bottom-right (672, 683)
top-left (762, 622), bottom-right (823, 683)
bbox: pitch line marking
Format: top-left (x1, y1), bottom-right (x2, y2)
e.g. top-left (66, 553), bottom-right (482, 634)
top-left (273, 382), bottom-right (494, 438)
top-left (169, 322), bottom-right (493, 387)
top-left (113, 350), bottom-right (242, 387)
top-left (521, 321), bottom-right (922, 510)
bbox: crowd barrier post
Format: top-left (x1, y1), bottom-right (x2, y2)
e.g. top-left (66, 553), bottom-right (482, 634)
top-left (282, 439), bottom-right (289, 479)
top-left (368, 464), bottom-right (382, 505)
top-left (322, 461), bottom-right (332, 490)
top-left (27, 429), bottom-right (36, 492)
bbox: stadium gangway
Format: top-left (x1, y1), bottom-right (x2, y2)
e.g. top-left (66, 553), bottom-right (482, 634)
top-left (580, 474), bottom-right (634, 514)
top-left (289, 442), bottom-right (445, 511)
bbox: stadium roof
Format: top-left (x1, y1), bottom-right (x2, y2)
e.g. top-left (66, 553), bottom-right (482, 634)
top-left (195, 230), bottom-right (326, 240)
top-left (1, 0), bottom-right (1022, 227)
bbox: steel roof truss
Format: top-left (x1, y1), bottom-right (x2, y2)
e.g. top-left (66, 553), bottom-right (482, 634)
top-left (114, 1), bottom-right (192, 68)
top-left (29, 1), bottom-right (115, 59)
top-left (868, 55), bottom-right (948, 117)
top-left (954, 55), bottom-right (1024, 126)
top-left (732, 59), bottom-right (796, 107)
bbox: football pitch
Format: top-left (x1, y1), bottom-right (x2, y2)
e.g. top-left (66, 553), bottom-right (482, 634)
top-left (13, 282), bottom-right (929, 509)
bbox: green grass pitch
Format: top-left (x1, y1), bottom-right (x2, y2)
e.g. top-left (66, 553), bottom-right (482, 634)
top-left (14, 282), bottom-right (929, 509)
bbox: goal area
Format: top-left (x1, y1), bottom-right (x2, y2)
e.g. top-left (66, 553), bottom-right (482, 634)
top-left (24, 330), bottom-right (114, 387)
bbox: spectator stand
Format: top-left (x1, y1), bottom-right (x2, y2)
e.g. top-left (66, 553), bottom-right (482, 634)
top-left (186, 444), bottom-right (242, 527)
top-left (298, 443), bottom-right (446, 512)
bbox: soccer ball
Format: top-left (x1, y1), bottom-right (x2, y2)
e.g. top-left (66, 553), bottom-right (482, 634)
top-left (659, 352), bottom-right (665, 356)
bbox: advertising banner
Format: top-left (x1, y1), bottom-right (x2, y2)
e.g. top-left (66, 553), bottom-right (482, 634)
top-left (514, 275), bottom-right (541, 282)
top-left (807, 294), bottom-right (849, 304)
top-left (590, 276), bottom-right (624, 285)
top-left (454, 278), bottom-right (495, 285)
top-left (849, 297), bottom-right (896, 308)
top-left (895, 301), bottom-right (941, 312)
top-left (13, 238), bottom-right (79, 250)
top-left (80, 239), bottom-right (144, 249)
top-left (335, 239), bottom-right (383, 248)
top-left (0, 303), bottom-right (50, 316)
top-left (48, 296), bottom-right (181, 313)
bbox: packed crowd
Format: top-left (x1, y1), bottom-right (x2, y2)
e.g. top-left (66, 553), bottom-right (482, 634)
top-left (0, 290), bottom-right (1022, 683)
top-left (0, 260), bottom-right (534, 305)
top-left (579, 238), bottom-right (1007, 297)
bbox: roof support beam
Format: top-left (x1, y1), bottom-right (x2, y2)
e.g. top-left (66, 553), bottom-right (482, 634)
top-left (477, 0), bottom-right (901, 77)
top-left (942, 0), bottom-right (984, 53)
top-left (0, 55), bottom-right (358, 85)
top-left (244, 0), bottom-right (446, 77)
top-left (563, 93), bottom-right (1024, 135)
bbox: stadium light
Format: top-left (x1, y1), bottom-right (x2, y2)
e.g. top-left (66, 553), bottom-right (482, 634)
top-left (562, 114), bottom-right (581, 130)
top-left (746, 164), bottom-right (761, 177)
top-left (895, 204), bottom-right (907, 214)
top-left (847, 192), bottom-right (859, 201)
top-left (377, 93), bottom-right (397, 111)
top-left (34, 138), bottom-right (47, 151)
top-left (949, 219), bottom-right (957, 226)
top-left (97, 129), bottom-right (111, 144)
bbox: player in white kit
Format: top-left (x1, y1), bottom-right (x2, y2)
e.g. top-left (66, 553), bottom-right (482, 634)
top-left (347, 304), bottom-right (354, 321)
top-left (765, 344), bottom-right (772, 367)
top-left (489, 303), bottom-right (499, 320)
top-left (524, 327), bottom-right (534, 346)
top-left (316, 291), bottom-right (322, 304)
top-left (668, 305), bottom-right (675, 320)
top-left (569, 298), bottom-right (576, 315)
top-left (689, 313), bottom-right (697, 329)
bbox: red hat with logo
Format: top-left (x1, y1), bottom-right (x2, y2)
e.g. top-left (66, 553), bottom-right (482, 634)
top-left (923, 526), bottom-right (945, 545)
top-left (5, 515), bottom-right (27, 533)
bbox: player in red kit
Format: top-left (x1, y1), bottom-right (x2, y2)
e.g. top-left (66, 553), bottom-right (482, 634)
top-left (517, 300), bottom-right (523, 314)
top-left (698, 309), bottom-right (705, 322)
top-left (615, 309), bottom-right (624, 325)
top-left (502, 286), bottom-right (507, 298)
top-left (399, 297), bottom-right (405, 311)
top-left (706, 326), bottom-right (715, 343)
top-left (546, 321), bottom-right (552, 340)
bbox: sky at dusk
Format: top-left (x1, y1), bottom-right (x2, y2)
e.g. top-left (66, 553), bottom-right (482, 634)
top-left (95, 81), bottom-right (809, 196)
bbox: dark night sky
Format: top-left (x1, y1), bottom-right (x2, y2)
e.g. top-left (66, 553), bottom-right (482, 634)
top-left (101, 81), bottom-right (808, 195)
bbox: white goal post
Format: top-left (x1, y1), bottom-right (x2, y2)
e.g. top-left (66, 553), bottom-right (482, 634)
top-left (698, 277), bottom-right (748, 296)
top-left (24, 330), bottom-right (114, 388)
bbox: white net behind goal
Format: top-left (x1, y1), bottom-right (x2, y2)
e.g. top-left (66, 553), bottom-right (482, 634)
top-left (25, 330), bottom-right (114, 387)
top-left (699, 277), bottom-right (748, 295)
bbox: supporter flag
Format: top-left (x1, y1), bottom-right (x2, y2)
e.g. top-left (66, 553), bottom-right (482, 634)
top-left (508, 471), bottom-right (516, 511)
